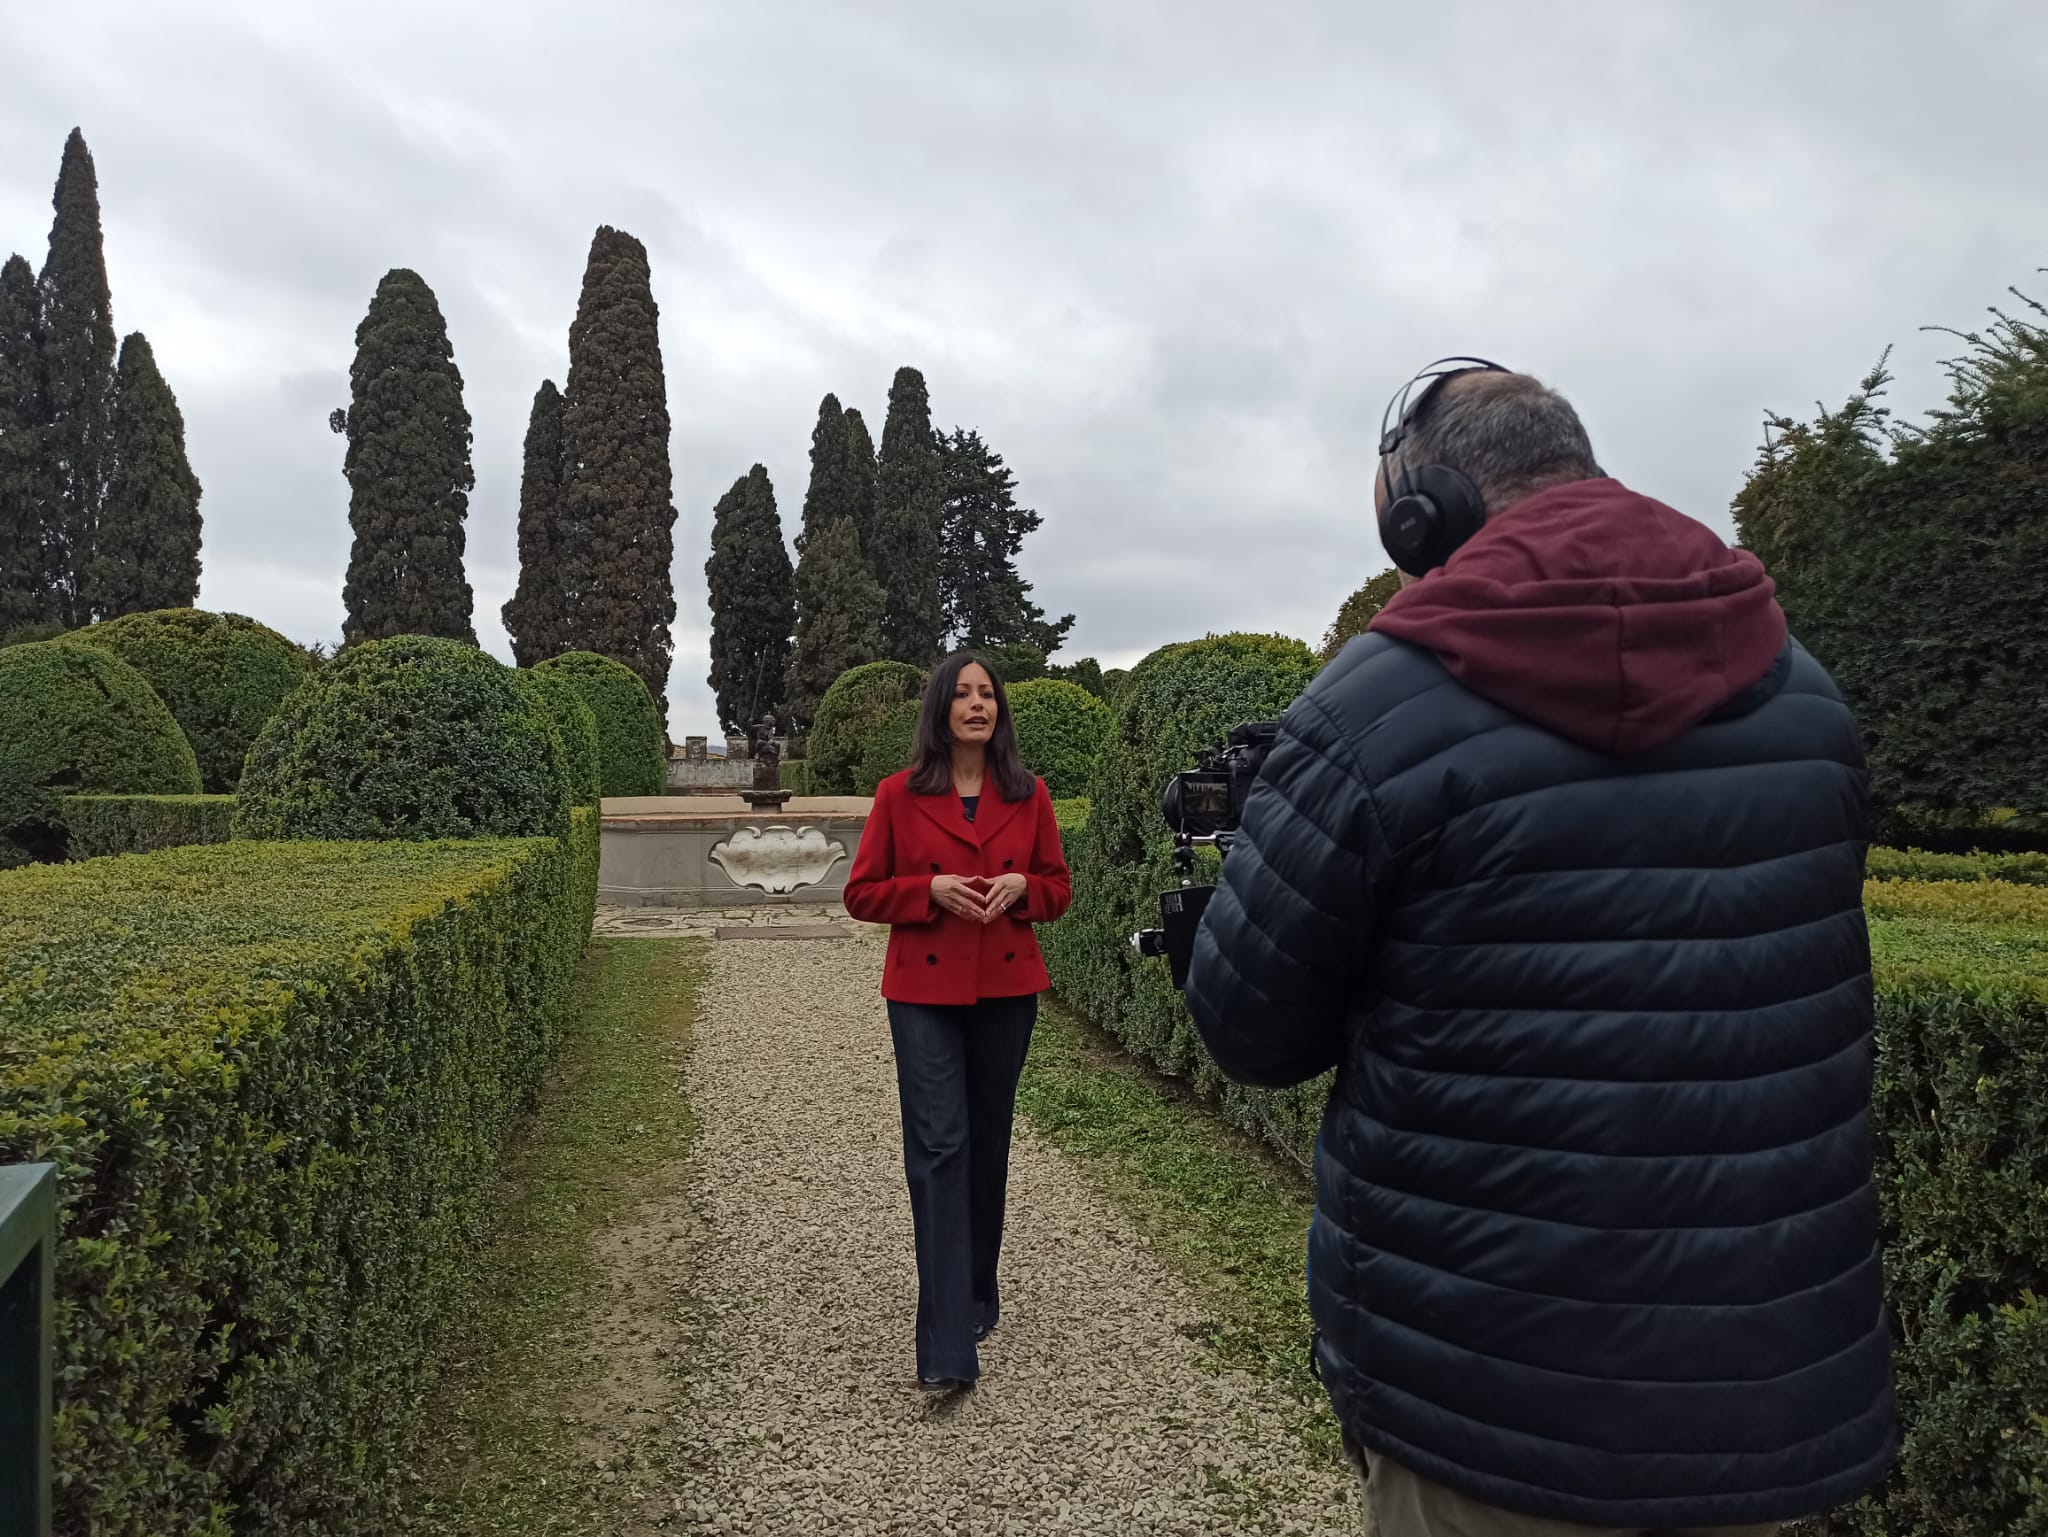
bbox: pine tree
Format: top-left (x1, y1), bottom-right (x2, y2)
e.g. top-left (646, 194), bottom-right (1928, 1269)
top-left (90, 332), bottom-right (201, 617)
top-left (794, 393), bottom-right (850, 557)
top-left (330, 269), bottom-right (476, 644)
top-left (872, 366), bottom-right (946, 663)
top-left (0, 256), bottom-right (43, 635)
top-left (786, 517), bottom-right (885, 733)
top-left (938, 426), bottom-right (1074, 655)
top-left (557, 226), bottom-right (677, 721)
top-left (501, 378), bottom-right (567, 666)
top-left (704, 464), bottom-right (795, 733)
top-left (36, 129), bottom-right (117, 628)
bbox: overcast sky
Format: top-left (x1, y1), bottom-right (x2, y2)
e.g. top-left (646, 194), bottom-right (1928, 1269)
top-left (4, 2), bottom-right (2043, 734)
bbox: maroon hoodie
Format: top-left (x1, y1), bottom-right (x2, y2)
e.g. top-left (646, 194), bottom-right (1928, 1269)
top-left (1368, 478), bottom-right (1788, 756)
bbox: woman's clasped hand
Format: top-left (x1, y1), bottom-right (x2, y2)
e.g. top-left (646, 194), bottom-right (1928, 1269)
top-left (931, 872), bottom-right (1029, 923)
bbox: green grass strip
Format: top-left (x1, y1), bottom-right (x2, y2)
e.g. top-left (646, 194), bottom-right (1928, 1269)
top-left (400, 937), bottom-right (705, 1536)
top-left (1017, 995), bottom-right (1341, 1463)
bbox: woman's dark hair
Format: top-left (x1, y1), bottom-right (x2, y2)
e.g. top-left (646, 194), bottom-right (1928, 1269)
top-left (907, 651), bottom-right (1036, 800)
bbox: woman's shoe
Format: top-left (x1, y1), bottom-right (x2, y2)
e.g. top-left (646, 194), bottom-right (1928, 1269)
top-left (974, 1320), bottom-right (996, 1343)
top-left (919, 1374), bottom-right (974, 1393)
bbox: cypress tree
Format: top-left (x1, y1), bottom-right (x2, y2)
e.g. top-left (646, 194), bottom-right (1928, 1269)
top-left (794, 393), bottom-right (850, 557)
top-left (330, 269), bottom-right (475, 645)
top-left (0, 256), bottom-right (43, 635)
top-left (872, 366), bottom-right (946, 663)
top-left (704, 464), bottom-right (795, 733)
top-left (937, 426), bottom-right (1074, 655)
top-left (842, 405), bottom-right (879, 562)
top-left (501, 378), bottom-right (567, 666)
top-left (557, 226), bottom-right (677, 721)
top-left (36, 129), bottom-right (117, 628)
top-left (786, 516), bottom-right (885, 733)
top-left (90, 332), bottom-right (201, 617)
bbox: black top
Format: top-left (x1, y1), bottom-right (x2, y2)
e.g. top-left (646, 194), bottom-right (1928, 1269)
top-left (960, 794), bottom-right (978, 823)
top-left (1184, 633), bottom-right (1894, 1530)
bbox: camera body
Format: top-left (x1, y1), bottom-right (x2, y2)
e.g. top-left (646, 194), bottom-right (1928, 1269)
top-left (1132, 721), bottom-right (1280, 988)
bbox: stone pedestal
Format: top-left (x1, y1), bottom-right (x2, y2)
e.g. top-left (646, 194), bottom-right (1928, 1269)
top-left (598, 796), bottom-right (873, 908)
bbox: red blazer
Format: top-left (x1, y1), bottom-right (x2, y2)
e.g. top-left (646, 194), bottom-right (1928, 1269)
top-left (843, 770), bottom-right (1072, 1005)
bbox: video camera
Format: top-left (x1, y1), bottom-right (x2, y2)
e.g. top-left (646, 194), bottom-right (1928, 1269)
top-left (1131, 720), bottom-right (1280, 988)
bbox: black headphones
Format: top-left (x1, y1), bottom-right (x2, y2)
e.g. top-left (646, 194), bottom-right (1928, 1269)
top-left (1376, 356), bottom-right (1508, 575)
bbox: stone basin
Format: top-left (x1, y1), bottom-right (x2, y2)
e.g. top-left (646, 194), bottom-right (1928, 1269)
top-left (598, 796), bottom-right (873, 908)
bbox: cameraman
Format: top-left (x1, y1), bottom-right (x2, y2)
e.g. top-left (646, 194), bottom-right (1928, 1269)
top-left (1184, 362), bottom-right (1895, 1536)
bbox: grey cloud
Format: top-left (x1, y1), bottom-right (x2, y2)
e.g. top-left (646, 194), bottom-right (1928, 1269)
top-left (6, 0), bottom-right (2047, 727)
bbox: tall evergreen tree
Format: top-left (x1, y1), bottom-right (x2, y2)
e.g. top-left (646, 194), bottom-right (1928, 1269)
top-left (872, 366), bottom-right (946, 663)
top-left (842, 405), bottom-right (879, 563)
top-left (330, 268), bottom-right (476, 645)
top-left (704, 464), bottom-right (795, 733)
top-left (36, 129), bottom-right (117, 628)
top-left (794, 393), bottom-right (851, 557)
top-left (557, 226), bottom-right (677, 721)
top-left (938, 426), bottom-right (1074, 655)
top-left (90, 332), bottom-right (201, 617)
top-left (786, 517), bottom-right (885, 732)
top-left (0, 256), bottom-right (43, 635)
top-left (501, 378), bottom-right (567, 666)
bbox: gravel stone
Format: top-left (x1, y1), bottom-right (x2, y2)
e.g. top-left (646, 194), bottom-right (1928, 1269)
top-left (668, 930), bottom-right (1357, 1534)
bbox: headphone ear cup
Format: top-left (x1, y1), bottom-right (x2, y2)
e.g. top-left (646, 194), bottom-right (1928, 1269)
top-left (1378, 464), bottom-right (1485, 574)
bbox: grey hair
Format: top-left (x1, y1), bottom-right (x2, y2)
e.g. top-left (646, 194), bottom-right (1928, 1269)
top-left (1391, 370), bottom-right (1602, 514)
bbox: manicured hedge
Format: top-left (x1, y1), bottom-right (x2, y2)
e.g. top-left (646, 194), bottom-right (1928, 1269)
top-left (1008, 678), bottom-right (1111, 799)
top-left (514, 666), bottom-right (602, 806)
top-left (809, 660), bottom-right (926, 795)
top-left (780, 756), bottom-right (817, 797)
top-left (236, 635), bottom-right (571, 842)
top-left (0, 809), bottom-right (599, 1534)
top-left (0, 640), bottom-right (202, 867)
top-left (1865, 846), bottom-right (2048, 888)
top-left (1042, 632), bottom-right (1323, 1164)
top-left (70, 608), bottom-right (312, 792)
top-left (855, 699), bottom-right (921, 795)
top-left (63, 793), bottom-right (235, 859)
top-left (1840, 877), bottom-right (2048, 1536)
top-left (1052, 797), bottom-right (1090, 832)
top-left (534, 650), bottom-right (666, 798)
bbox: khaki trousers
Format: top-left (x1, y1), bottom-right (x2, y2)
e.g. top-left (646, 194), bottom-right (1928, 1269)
top-left (1353, 1447), bottom-right (1783, 1537)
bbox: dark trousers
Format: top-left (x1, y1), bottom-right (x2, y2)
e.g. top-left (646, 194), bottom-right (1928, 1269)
top-left (886, 993), bottom-right (1037, 1382)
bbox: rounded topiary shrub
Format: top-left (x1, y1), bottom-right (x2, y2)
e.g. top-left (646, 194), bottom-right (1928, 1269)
top-left (532, 651), bottom-right (666, 798)
top-left (1040, 632), bottom-right (1323, 1160)
top-left (1007, 678), bottom-right (1112, 800)
top-left (234, 635), bottom-right (570, 842)
top-left (809, 661), bottom-right (926, 795)
top-left (0, 640), bottom-right (202, 865)
top-left (513, 667), bottom-right (601, 806)
top-left (71, 608), bottom-right (313, 792)
top-left (855, 699), bottom-right (922, 796)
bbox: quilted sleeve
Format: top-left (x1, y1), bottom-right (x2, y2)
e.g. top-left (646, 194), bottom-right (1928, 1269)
top-left (1185, 692), bottom-right (1392, 1088)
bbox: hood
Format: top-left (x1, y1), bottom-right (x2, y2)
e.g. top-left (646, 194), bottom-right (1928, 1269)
top-left (1367, 478), bottom-right (1787, 755)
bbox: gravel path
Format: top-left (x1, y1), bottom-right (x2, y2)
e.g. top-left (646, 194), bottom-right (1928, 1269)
top-left (666, 930), bottom-right (1356, 1536)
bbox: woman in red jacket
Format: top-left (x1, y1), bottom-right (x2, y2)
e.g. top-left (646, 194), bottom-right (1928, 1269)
top-left (842, 651), bottom-right (1072, 1393)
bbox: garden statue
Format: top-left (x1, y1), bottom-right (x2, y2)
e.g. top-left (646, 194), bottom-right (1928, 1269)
top-left (740, 712), bottom-right (792, 809)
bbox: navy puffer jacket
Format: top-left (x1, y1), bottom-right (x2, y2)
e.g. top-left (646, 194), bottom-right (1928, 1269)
top-left (1185, 481), bottom-right (1896, 1529)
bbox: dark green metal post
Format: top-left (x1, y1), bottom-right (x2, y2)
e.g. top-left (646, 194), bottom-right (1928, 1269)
top-left (0, 1163), bottom-right (55, 1537)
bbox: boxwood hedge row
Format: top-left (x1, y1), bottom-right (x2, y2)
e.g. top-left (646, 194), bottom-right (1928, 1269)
top-left (62, 793), bottom-right (235, 859)
top-left (0, 808), bottom-right (599, 1534)
top-left (1041, 632), bottom-right (1325, 1165)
